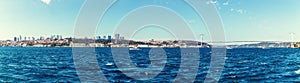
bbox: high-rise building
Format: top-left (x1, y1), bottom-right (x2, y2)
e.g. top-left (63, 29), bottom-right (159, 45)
top-left (59, 35), bottom-right (62, 39)
top-left (103, 36), bottom-right (106, 39)
top-left (57, 35), bottom-right (60, 39)
top-left (97, 36), bottom-right (101, 40)
top-left (149, 39), bottom-right (155, 42)
top-left (40, 36), bottom-right (44, 40)
top-left (19, 35), bottom-right (22, 41)
top-left (50, 35), bottom-right (54, 40)
top-left (120, 37), bottom-right (125, 40)
top-left (108, 36), bottom-right (112, 40)
top-left (14, 37), bottom-right (17, 41)
top-left (115, 33), bottom-right (120, 40)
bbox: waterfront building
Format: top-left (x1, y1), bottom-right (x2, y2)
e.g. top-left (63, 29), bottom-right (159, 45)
top-left (50, 35), bottom-right (54, 40)
top-left (120, 37), bottom-right (125, 40)
top-left (14, 37), bottom-right (17, 41)
top-left (50, 35), bottom-right (53, 40)
top-left (103, 36), bottom-right (106, 39)
top-left (19, 35), bottom-right (22, 41)
top-left (40, 36), bottom-right (45, 40)
top-left (108, 36), bottom-right (112, 40)
top-left (50, 35), bottom-right (60, 40)
top-left (97, 36), bottom-right (101, 40)
top-left (57, 35), bottom-right (60, 39)
top-left (149, 39), bottom-right (155, 42)
top-left (115, 33), bottom-right (120, 40)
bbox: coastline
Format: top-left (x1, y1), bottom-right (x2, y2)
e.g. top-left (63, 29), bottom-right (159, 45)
top-left (0, 38), bottom-right (211, 48)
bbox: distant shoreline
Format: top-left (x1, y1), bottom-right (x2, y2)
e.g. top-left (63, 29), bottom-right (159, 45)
top-left (0, 38), bottom-right (211, 48)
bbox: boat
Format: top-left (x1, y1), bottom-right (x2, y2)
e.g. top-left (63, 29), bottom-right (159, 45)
top-left (129, 47), bottom-right (140, 50)
top-left (260, 46), bottom-right (268, 49)
top-left (105, 63), bottom-right (114, 66)
top-left (226, 46), bottom-right (233, 49)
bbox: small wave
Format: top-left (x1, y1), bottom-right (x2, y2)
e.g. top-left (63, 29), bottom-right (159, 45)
top-left (294, 69), bottom-right (300, 74)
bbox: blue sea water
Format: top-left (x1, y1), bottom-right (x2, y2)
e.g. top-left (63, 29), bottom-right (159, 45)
top-left (0, 47), bottom-right (300, 82)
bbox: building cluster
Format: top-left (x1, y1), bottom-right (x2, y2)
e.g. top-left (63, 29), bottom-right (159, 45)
top-left (12, 35), bottom-right (63, 42)
top-left (1, 34), bottom-right (210, 48)
top-left (95, 33), bottom-right (125, 40)
top-left (1, 35), bottom-right (71, 47)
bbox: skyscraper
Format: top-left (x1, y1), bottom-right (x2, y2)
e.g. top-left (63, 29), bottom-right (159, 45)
top-left (59, 35), bottom-right (62, 39)
top-left (115, 33), bottom-right (120, 40)
top-left (120, 37), bottom-right (125, 40)
top-left (103, 36), bottom-right (106, 39)
top-left (19, 35), bottom-right (22, 41)
top-left (108, 36), bottom-right (112, 40)
top-left (97, 36), bottom-right (101, 40)
top-left (14, 37), bottom-right (17, 41)
top-left (40, 36), bottom-right (44, 40)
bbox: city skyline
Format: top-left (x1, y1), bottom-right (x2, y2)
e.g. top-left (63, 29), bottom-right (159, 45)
top-left (1, 0), bottom-right (300, 41)
top-left (6, 34), bottom-right (121, 41)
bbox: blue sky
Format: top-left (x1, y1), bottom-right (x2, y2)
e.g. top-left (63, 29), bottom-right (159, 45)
top-left (0, 0), bottom-right (300, 41)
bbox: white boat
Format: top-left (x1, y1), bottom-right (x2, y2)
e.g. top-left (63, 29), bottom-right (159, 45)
top-left (105, 63), bottom-right (114, 66)
top-left (129, 47), bottom-right (140, 50)
top-left (226, 46), bottom-right (233, 49)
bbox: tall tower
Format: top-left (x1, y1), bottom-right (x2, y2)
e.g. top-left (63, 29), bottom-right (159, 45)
top-left (97, 36), bottom-right (101, 40)
top-left (103, 36), bottom-right (106, 39)
top-left (115, 33), bottom-right (120, 40)
top-left (19, 35), bottom-right (22, 41)
top-left (200, 34), bottom-right (204, 47)
top-left (108, 35), bottom-right (112, 40)
top-left (290, 32), bottom-right (295, 44)
top-left (14, 37), bottom-right (17, 41)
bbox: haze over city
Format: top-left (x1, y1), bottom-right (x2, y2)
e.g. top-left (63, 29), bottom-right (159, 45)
top-left (0, 0), bottom-right (300, 41)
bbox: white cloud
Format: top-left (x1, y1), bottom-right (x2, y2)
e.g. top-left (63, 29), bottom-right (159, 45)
top-left (230, 8), bottom-right (247, 14)
top-left (206, 0), bottom-right (218, 5)
top-left (236, 9), bottom-right (246, 14)
top-left (210, 0), bottom-right (217, 4)
top-left (230, 8), bottom-right (234, 11)
top-left (223, 1), bottom-right (229, 5)
top-left (41, 0), bottom-right (51, 5)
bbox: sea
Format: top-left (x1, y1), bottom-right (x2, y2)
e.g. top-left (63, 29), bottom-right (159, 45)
top-left (0, 47), bottom-right (300, 82)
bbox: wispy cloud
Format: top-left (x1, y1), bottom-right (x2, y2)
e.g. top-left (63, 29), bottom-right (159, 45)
top-left (223, 1), bottom-right (229, 5)
top-left (236, 9), bottom-right (246, 14)
top-left (41, 0), bottom-right (51, 5)
top-left (210, 0), bottom-right (217, 4)
top-left (206, 0), bottom-right (218, 5)
top-left (230, 8), bottom-right (247, 14)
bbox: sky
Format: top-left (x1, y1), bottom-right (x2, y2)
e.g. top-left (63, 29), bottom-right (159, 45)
top-left (0, 0), bottom-right (300, 42)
